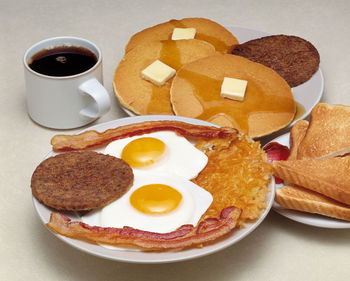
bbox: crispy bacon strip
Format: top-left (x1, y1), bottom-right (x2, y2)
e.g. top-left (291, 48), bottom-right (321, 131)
top-left (51, 120), bottom-right (237, 151)
top-left (47, 206), bottom-right (241, 250)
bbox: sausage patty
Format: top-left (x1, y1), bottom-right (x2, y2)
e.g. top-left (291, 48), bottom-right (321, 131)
top-left (31, 151), bottom-right (133, 211)
top-left (232, 35), bottom-right (320, 87)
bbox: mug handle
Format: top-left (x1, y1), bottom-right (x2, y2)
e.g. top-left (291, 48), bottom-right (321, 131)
top-left (78, 78), bottom-right (111, 119)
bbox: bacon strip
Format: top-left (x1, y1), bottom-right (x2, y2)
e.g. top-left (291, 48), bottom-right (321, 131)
top-left (51, 120), bottom-right (237, 151)
top-left (47, 206), bottom-right (241, 250)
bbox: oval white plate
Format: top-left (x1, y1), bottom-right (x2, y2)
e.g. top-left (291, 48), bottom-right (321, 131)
top-left (268, 133), bottom-right (350, 229)
top-left (120, 26), bottom-right (324, 131)
top-left (33, 115), bottom-right (275, 263)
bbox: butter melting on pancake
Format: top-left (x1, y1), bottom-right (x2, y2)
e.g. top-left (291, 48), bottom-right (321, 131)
top-left (125, 17), bottom-right (239, 54)
top-left (170, 54), bottom-right (296, 138)
top-left (113, 39), bottom-right (216, 115)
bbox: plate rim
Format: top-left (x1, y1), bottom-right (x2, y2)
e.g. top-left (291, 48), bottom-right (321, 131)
top-left (32, 115), bottom-right (275, 263)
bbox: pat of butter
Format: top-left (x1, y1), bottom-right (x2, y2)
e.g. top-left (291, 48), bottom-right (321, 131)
top-left (141, 60), bottom-right (176, 86)
top-left (220, 77), bottom-right (248, 101)
top-left (172, 28), bottom-right (196, 40)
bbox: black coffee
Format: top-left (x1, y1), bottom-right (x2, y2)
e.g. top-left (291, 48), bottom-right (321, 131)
top-left (28, 46), bottom-right (98, 77)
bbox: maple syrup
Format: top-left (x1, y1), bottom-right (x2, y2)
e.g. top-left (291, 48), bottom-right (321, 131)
top-left (176, 69), bottom-right (295, 134)
top-left (168, 20), bottom-right (229, 53)
top-left (146, 41), bottom-right (181, 114)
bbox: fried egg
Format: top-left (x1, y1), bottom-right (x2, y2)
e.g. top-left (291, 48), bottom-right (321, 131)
top-left (82, 172), bottom-right (213, 233)
top-left (104, 131), bottom-right (208, 180)
top-left (82, 131), bottom-right (212, 234)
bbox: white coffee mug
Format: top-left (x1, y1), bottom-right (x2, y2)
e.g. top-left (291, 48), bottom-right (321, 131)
top-left (24, 36), bottom-right (111, 129)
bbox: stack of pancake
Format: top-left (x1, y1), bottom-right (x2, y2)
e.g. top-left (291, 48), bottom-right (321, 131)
top-left (113, 17), bottom-right (319, 138)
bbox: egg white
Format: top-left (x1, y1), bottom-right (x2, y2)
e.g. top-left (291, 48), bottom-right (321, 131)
top-left (104, 131), bottom-right (208, 180)
top-left (82, 172), bottom-right (213, 233)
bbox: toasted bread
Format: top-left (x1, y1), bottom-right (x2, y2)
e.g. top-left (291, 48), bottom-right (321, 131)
top-left (275, 104), bottom-right (350, 220)
top-left (297, 103), bottom-right (350, 159)
top-left (288, 120), bottom-right (308, 160)
top-left (276, 185), bottom-right (350, 221)
top-left (170, 54), bottom-right (296, 138)
top-left (273, 156), bottom-right (350, 205)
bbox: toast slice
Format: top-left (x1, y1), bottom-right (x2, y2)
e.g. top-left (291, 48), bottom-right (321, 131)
top-left (297, 103), bottom-right (350, 159)
top-left (274, 104), bottom-right (350, 220)
top-left (288, 120), bottom-right (308, 160)
top-left (276, 185), bottom-right (350, 221)
top-left (273, 156), bottom-right (350, 205)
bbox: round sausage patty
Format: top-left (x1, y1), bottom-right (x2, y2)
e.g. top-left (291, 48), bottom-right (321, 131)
top-left (31, 151), bottom-right (134, 211)
top-left (232, 35), bottom-right (320, 87)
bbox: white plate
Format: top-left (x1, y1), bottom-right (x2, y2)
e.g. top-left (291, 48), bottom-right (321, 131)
top-left (33, 115), bottom-right (275, 263)
top-left (268, 133), bottom-right (350, 229)
top-left (120, 26), bottom-right (324, 131)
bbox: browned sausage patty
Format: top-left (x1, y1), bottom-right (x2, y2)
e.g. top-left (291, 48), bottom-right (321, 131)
top-left (232, 35), bottom-right (320, 87)
top-left (31, 151), bottom-right (134, 211)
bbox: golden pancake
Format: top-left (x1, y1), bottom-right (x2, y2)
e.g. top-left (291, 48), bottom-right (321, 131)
top-left (125, 17), bottom-right (238, 54)
top-left (170, 54), bottom-right (296, 138)
top-left (113, 39), bottom-right (216, 115)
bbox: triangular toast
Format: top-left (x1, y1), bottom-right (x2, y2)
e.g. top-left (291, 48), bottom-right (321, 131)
top-left (288, 120), bottom-right (308, 160)
top-left (276, 185), bottom-right (350, 221)
top-left (274, 111), bottom-right (350, 221)
top-left (297, 103), bottom-right (350, 159)
top-left (273, 156), bottom-right (350, 205)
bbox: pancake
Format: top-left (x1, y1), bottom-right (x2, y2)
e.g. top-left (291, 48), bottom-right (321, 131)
top-left (125, 17), bottom-right (238, 54)
top-left (113, 39), bottom-right (216, 115)
top-left (170, 54), bottom-right (296, 138)
top-left (232, 35), bottom-right (320, 87)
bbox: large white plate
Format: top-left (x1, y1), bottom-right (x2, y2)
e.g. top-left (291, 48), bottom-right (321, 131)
top-left (268, 133), bottom-right (350, 229)
top-left (121, 26), bottom-right (324, 131)
top-left (33, 115), bottom-right (275, 263)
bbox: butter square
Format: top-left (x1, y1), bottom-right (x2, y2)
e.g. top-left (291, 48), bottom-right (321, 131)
top-left (171, 28), bottom-right (196, 40)
top-left (141, 60), bottom-right (176, 86)
top-left (220, 77), bottom-right (248, 101)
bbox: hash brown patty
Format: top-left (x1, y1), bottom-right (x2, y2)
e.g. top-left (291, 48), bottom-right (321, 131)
top-left (31, 151), bottom-right (134, 211)
top-left (232, 35), bottom-right (320, 87)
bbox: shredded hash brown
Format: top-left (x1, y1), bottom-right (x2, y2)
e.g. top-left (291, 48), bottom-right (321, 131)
top-left (194, 134), bottom-right (272, 225)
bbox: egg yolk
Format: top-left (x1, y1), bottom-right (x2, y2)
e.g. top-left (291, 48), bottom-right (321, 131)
top-left (121, 137), bottom-right (166, 168)
top-left (130, 184), bottom-right (182, 214)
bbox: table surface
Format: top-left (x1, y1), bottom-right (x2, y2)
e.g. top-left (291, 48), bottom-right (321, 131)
top-left (1, 0), bottom-right (350, 280)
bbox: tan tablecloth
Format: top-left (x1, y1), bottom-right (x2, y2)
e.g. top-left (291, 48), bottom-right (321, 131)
top-left (1, 0), bottom-right (349, 280)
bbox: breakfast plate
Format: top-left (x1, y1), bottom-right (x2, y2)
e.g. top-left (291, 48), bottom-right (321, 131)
top-left (33, 115), bottom-right (275, 263)
top-left (269, 133), bottom-right (350, 229)
top-left (120, 26), bottom-right (324, 132)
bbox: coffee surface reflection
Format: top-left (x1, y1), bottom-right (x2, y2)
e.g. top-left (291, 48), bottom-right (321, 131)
top-left (28, 46), bottom-right (97, 77)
